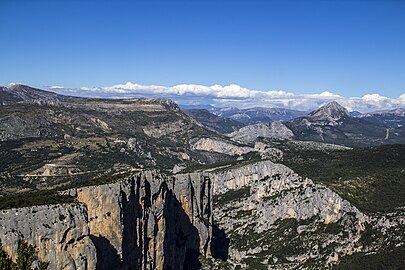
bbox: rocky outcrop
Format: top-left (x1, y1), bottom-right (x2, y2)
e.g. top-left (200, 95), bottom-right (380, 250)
top-left (254, 142), bottom-right (283, 162)
top-left (2, 159), bottom-right (403, 269)
top-left (229, 121), bottom-right (294, 142)
top-left (143, 120), bottom-right (189, 138)
top-left (208, 160), bottom-right (284, 194)
top-left (208, 160), bottom-right (369, 269)
top-left (191, 138), bottom-right (253, 156)
top-left (63, 170), bottom-right (212, 270)
top-left (0, 170), bottom-right (213, 270)
top-left (0, 204), bottom-right (97, 270)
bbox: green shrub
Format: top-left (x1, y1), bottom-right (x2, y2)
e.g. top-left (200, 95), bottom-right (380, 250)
top-left (0, 240), bottom-right (49, 270)
top-left (0, 190), bottom-right (75, 210)
top-left (0, 240), bottom-right (14, 269)
top-left (16, 241), bottom-right (36, 270)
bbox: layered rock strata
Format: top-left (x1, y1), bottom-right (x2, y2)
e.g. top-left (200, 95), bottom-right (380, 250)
top-left (209, 161), bottom-right (369, 268)
top-left (0, 204), bottom-right (97, 270)
top-left (0, 170), bottom-right (213, 270)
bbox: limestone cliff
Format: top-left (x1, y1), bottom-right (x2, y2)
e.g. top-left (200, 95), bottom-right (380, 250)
top-left (0, 204), bottom-right (97, 270)
top-left (208, 161), bottom-right (369, 268)
top-left (190, 138), bottom-right (253, 156)
top-left (0, 170), bottom-right (213, 270)
top-left (64, 170), bottom-right (212, 270)
top-left (229, 121), bottom-right (294, 143)
top-left (1, 160), bottom-right (403, 269)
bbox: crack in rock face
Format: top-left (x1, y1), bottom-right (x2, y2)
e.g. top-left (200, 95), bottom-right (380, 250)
top-left (1, 160), bottom-right (404, 270)
top-left (0, 170), bottom-right (213, 270)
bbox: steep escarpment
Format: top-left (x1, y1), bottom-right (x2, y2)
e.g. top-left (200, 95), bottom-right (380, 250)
top-left (190, 138), bottom-right (254, 156)
top-left (64, 171), bottom-right (212, 270)
top-left (1, 159), bottom-right (404, 269)
top-left (205, 160), bottom-right (405, 269)
top-left (0, 170), bottom-right (213, 270)
top-left (0, 204), bottom-right (97, 269)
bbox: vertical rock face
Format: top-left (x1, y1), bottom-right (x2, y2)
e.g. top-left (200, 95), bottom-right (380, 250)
top-left (0, 170), bottom-right (213, 270)
top-left (64, 170), bottom-right (212, 270)
top-left (2, 160), bottom-right (404, 269)
top-left (209, 160), bottom-right (287, 194)
top-left (0, 204), bottom-right (97, 270)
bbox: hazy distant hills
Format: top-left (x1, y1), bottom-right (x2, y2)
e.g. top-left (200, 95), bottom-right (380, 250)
top-left (210, 106), bottom-right (307, 125)
top-left (1, 84), bottom-right (405, 269)
top-left (285, 102), bottom-right (405, 146)
top-left (186, 100), bottom-right (405, 147)
top-left (1, 84), bottom-right (405, 161)
top-left (183, 109), bottom-right (244, 134)
top-left (358, 107), bottom-right (405, 128)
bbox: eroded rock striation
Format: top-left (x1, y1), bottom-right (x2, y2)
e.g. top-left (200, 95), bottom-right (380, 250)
top-left (0, 170), bottom-right (213, 270)
top-left (0, 204), bottom-right (97, 269)
top-left (229, 121), bottom-right (294, 143)
top-left (208, 161), bottom-right (369, 268)
top-left (190, 137), bottom-right (253, 156)
top-left (63, 171), bottom-right (212, 270)
top-left (1, 160), bottom-right (404, 269)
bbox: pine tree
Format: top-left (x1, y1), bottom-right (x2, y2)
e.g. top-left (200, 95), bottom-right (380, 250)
top-left (16, 241), bottom-right (37, 270)
top-left (0, 240), bottom-right (15, 270)
top-left (0, 240), bottom-right (49, 270)
top-left (37, 261), bottom-right (49, 270)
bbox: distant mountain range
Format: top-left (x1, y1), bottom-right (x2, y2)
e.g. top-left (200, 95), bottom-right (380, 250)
top-left (358, 108), bottom-right (405, 128)
top-left (210, 107), bottom-right (307, 125)
top-left (183, 109), bottom-right (244, 134)
top-left (285, 102), bottom-right (405, 146)
top-left (2, 84), bottom-right (404, 149)
top-left (1, 84), bottom-right (405, 269)
top-left (186, 100), bottom-right (405, 146)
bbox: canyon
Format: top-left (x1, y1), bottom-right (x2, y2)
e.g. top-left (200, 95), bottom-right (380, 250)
top-left (1, 85), bottom-right (404, 269)
top-left (1, 160), bottom-right (404, 269)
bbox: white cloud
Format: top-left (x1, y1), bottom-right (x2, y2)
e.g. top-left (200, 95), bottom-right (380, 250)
top-left (47, 85), bottom-right (65, 89)
top-left (399, 94), bottom-right (405, 103)
top-left (80, 87), bottom-right (100, 91)
top-left (361, 93), bottom-right (388, 102)
top-left (8, 82), bottom-right (23, 86)
top-left (45, 82), bottom-right (405, 113)
top-left (313, 91), bottom-right (341, 98)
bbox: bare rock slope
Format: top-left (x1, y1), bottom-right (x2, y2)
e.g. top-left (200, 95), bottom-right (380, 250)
top-left (0, 170), bottom-right (213, 270)
top-left (205, 161), bottom-right (405, 269)
top-left (1, 160), bottom-right (404, 269)
top-left (229, 121), bottom-right (294, 143)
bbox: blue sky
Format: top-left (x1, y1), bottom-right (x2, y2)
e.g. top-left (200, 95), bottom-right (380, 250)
top-left (1, 0), bottom-right (405, 101)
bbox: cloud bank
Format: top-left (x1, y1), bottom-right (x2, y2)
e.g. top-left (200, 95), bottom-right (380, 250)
top-left (46, 82), bottom-right (405, 113)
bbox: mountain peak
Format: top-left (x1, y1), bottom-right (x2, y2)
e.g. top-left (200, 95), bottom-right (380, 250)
top-left (308, 101), bottom-right (349, 121)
